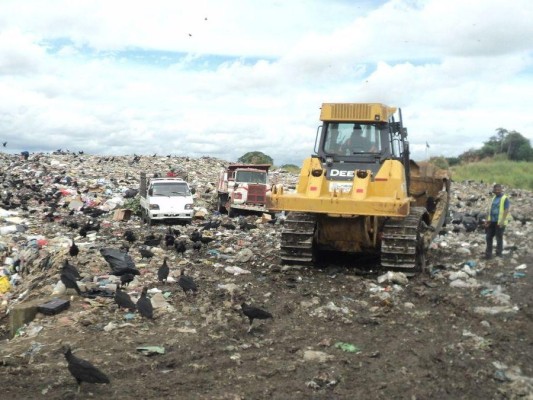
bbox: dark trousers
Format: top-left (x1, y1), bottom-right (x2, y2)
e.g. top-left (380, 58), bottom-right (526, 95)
top-left (485, 222), bottom-right (505, 256)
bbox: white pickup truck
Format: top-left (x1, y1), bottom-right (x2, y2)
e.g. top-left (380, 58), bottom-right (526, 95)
top-left (139, 173), bottom-right (195, 225)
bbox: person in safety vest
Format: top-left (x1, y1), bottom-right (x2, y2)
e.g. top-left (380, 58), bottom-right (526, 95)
top-left (484, 184), bottom-right (510, 259)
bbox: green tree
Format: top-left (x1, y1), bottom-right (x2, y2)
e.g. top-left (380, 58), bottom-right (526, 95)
top-left (280, 164), bottom-right (301, 173)
top-left (459, 128), bottom-right (532, 162)
top-left (429, 156), bottom-right (449, 170)
top-left (237, 151), bottom-right (273, 165)
top-left (514, 142), bottom-right (533, 161)
top-left (458, 148), bottom-right (480, 163)
top-left (445, 157), bottom-right (460, 166)
top-left (495, 127), bottom-right (508, 153)
top-left (502, 131), bottom-right (531, 160)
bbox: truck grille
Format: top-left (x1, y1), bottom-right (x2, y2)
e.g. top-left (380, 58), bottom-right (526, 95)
top-left (247, 184), bottom-right (266, 204)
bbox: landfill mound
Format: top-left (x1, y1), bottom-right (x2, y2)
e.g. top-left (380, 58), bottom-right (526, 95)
top-left (1, 152), bottom-right (532, 399)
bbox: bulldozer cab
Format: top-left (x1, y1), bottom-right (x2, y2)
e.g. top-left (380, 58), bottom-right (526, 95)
top-left (324, 122), bottom-right (386, 155)
top-left (312, 103), bottom-right (410, 185)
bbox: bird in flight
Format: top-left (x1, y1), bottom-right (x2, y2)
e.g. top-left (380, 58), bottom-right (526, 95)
top-left (2, 142), bottom-right (6, 147)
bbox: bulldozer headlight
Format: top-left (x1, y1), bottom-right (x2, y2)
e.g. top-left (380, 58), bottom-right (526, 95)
top-left (356, 170), bottom-right (368, 179)
top-left (311, 169), bottom-right (323, 177)
top-left (149, 204), bottom-right (160, 210)
top-left (185, 204), bottom-right (193, 210)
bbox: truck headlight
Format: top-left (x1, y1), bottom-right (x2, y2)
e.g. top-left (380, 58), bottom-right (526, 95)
top-left (185, 204), bottom-right (193, 210)
top-left (149, 204), bottom-right (160, 210)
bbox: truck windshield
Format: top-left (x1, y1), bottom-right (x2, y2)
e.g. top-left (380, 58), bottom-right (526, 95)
top-left (152, 182), bottom-right (190, 196)
top-left (235, 171), bottom-right (267, 184)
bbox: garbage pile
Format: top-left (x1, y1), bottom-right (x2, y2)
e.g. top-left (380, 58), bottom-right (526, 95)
top-left (0, 151), bottom-right (532, 398)
top-left (1, 152), bottom-right (532, 319)
top-left (0, 152), bottom-right (280, 323)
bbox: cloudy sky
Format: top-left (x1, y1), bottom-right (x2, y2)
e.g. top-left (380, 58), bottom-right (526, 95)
top-left (1, 0), bottom-right (532, 166)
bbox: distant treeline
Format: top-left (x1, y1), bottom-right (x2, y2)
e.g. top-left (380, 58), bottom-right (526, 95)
top-left (425, 128), bottom-right (533, 190)
top-left (440, 128), bottom-right (533, 167)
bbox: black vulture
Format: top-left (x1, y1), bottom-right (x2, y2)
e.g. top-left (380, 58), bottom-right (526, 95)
top-left (120, 273), bottom-right (135, 287)
top-left (69, 239), bottom-right (79, 258)
top-left (192, 241), bottom-right (202, 252)
top-left (143, 233), bottom-right (161, 247)
top-left (164, 228), bottom-right (175, 248)
top-left (174, 240), bottom-right (187, 256)
top-left (62, 259), bottom-right (81, 279)
top-left (66, 221), bottom-right (80, 230)
top-left (123, 230), bottom-right (136, 244)
top-left (178, 269), bottom-right (198, 295)
top-left (114, 287), bottom-right (136, 311)
top-left (200, 219), bottom-right (221, 231)
top-left (136, 287), bottom-right (153, 319)
top-left (239, 220), bottom-right (257, 231)
top-left (158, 257), bottom-right (169, 282)
top-left (221, 222), bottom-right (236, 230)
top-left (61, 271), bottom-right (82, 296)
top-left (139, 247), bottom-right (155, 260)
top-left (63, 346), bottom-right (110, 392)
top-left (200, 235), bottom-right (215, 245)
top-left (171, 228), bottom-right (181, 236)
top-left (190, 229), bottom-right (202, 242)
top-left (241, 303), bottom-right (273, 333)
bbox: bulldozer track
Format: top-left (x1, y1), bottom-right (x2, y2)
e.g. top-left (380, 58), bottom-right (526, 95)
top-left (381, 207), bottom-right (428, 272)
top-left (280, 212), bottom-right (317, 265)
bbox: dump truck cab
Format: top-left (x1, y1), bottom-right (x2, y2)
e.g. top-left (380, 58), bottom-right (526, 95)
top-left (217, 164), bottom-right (271, 217)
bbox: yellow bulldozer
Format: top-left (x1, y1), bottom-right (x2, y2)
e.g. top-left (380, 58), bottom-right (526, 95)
top-left (267, 103), bottom-right (450, 273)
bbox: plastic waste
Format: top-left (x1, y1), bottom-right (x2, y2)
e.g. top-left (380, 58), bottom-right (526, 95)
top-left (52, 280), bottom-right (67, 296)
top-left (0, 225), bottom-right (18, 235)
top-left (136, 346), bottom-right (165, 356)
top-left (377, 271), bottom-right (408, 285)
top-left (0, 275), bottom-right (10, 293)
top-left (334, 342), bottom-right (361, 353)
top-left (224, 266), bottom-right (251, 275)
top-left (100, 248), bottom-right (140, 276)
top-left (9, 273), bottom-right (21, 286)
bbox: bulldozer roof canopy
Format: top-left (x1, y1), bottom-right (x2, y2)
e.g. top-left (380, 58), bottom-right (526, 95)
top-left (320, 103), bottom-right (397, 123)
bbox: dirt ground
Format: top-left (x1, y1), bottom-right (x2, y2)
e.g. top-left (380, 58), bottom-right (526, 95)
top-left (1, 222), bottom-right (532, 400)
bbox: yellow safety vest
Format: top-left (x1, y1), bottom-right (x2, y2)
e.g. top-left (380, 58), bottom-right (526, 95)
top-left (487, 194), bottom-right (510, 226)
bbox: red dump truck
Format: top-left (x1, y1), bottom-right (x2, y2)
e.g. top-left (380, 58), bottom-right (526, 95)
top-left (216, 164), bottom-right (271, 217)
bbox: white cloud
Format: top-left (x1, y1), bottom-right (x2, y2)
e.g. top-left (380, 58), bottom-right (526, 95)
top-left (0, 0), bottom-right (532, 165)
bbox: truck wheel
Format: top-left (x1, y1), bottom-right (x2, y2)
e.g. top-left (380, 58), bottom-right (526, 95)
top-left (141, 209), bottom-right (152, 226)
top-left (141, 209), bottom-right (146, 223)
top-left (217, 197), bottom-right (225, 213)
top-left (228, 207), bottom-right (237, 218)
